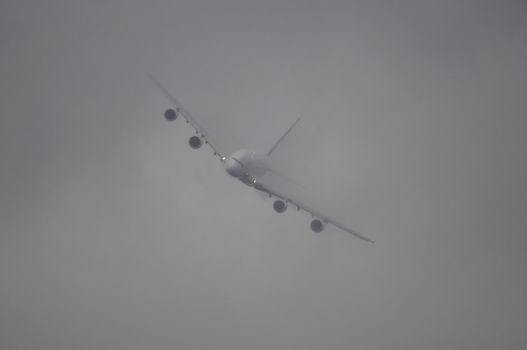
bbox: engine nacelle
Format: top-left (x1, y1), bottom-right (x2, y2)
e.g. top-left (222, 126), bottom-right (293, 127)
top-left (164, 108), bottom-right (178, 121)
top-left (273, 200), bottom-right (287, 213)
top-left (310, 219), bottom-right (324, 233)
top-left (189, 136), bottom-right (202, 149)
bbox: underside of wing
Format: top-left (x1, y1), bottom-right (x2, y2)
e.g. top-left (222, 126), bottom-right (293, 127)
top-left (253, 180), bottom-right (375, 243)
top-left (149, 74), bottom-right (226, 161)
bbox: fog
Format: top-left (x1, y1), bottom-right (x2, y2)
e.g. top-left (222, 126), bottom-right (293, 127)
top-left (1, 1), bottom-right (526, 349)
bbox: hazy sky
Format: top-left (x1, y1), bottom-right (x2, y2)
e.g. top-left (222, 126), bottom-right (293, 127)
top-left (1, 1), bottom-right (526, 349)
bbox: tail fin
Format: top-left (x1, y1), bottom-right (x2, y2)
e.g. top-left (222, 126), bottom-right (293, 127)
top-left (267, 116), bottom-right (301, 156)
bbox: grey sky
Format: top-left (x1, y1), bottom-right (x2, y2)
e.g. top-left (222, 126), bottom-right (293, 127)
top-left (1, 0), bottom-right (526, 349)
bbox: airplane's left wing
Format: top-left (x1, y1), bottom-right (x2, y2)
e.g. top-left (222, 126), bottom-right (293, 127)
top-left (253, 181), bottom-right (375, 243)
top-left (149, 75), bottom-right (226, 161)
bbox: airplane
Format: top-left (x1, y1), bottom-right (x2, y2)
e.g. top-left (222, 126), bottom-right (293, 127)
top-left (150, 76), bottom-right (374, 243)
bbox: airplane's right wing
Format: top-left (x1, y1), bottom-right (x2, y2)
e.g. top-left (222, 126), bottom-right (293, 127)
top-left (149, 74), bottom-right (226, 161)
top-left (253, 181), bottom-right (375, 243)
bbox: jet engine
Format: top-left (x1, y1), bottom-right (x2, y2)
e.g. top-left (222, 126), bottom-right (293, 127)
top-left (310, 219), bottom-right (324, 233)
top-left (164, 108), bottom-right (178, 121)
top-left (189, 136), bottom-right (202, 149)
top-left (273, 199), bottom-right (287, 213)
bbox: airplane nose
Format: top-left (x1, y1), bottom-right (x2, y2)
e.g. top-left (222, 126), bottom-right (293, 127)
top-left (225, 158), bottom-right (243, 177)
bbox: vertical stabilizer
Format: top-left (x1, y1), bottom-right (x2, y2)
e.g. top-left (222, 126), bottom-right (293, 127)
top-left (267, 116), bottom-right (301, 156)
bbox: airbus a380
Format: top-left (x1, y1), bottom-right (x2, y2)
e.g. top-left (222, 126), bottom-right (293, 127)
top-left (151, 76), bottom-right (374, 243)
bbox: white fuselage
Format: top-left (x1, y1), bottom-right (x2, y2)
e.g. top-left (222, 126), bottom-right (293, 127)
top-left (224, 149), bottom-right (269, 185)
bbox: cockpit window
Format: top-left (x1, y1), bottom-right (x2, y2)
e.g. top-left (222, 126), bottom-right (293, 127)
top-left (232, 157), bottom-right (243, 166)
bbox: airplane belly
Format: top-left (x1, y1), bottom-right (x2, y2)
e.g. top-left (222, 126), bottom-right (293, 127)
top-left (246, 153), bottom-right (269, 178)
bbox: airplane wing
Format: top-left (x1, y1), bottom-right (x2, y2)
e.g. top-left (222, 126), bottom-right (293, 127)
top-left (149, 74), bottom-right (226, 161)
top-left (253, 181), bottom-right (375, 243)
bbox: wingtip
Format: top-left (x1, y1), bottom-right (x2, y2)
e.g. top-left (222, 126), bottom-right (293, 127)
top-left (146, 72), bottom-right (157, 84)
